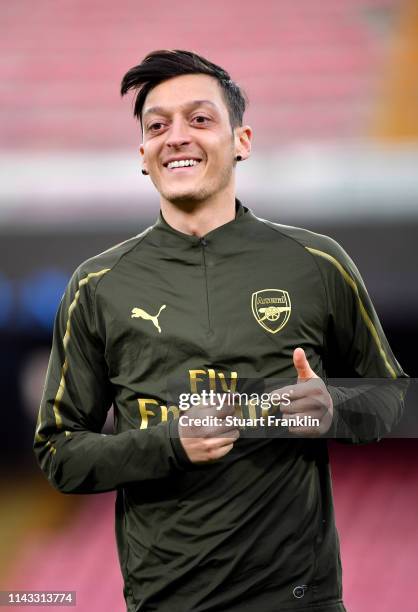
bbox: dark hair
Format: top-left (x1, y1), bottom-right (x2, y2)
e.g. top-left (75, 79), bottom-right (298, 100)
top-left (120, 49), bottom-right (247, 130)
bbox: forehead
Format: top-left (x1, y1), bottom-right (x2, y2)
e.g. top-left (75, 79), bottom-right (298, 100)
top-left (143, 73), bottom-right (228, 117)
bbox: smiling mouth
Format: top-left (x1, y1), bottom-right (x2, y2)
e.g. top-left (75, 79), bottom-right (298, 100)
top-left (163, 159), bottom-right (202, 172)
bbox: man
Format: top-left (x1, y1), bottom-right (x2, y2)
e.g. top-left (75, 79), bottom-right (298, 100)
top-left (34, 50), bottom-right (405, 611)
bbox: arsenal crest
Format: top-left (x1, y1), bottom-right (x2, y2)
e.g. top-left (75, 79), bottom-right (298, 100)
top-left (251, 289), bottom-right (291, 334)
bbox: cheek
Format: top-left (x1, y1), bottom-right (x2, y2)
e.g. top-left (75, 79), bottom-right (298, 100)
top-left (142, 142), bottom-right (159, 164)
top-left (206, 139), bottom-right (233, 166)
top-left (213, 143), bottom-right (234, 170)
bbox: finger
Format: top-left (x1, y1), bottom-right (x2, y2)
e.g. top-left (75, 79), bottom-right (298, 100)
top-left (284, 413), bottom-right (322, 437)
top-left (216, 403), bottom-right (236, 418)
top-left (182, 424), bottom-right (239, 438)
top-left (205, 432), bottom-right (240, 448)
top-left (293, 347), bottom-right (318, 381)
top-left (270, 381), bottom-right (315, 403)
top-left (206, 443), bottom-right (235, 461)
top-left (205, 428), bottom-right (240, 440)
top-left (213, 432), bottom-right (240, 445)
top-left (281, 396), bottom-right (325, 415)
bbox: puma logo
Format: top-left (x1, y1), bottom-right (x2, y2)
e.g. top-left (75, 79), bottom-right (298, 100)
top-left (131, 305), bottom-right (166, 333)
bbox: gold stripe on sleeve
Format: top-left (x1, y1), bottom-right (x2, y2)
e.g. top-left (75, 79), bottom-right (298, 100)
top-left (306, 247), bottom-right (397, 379)
top-left (52, 268), bottom-right (111, 429)
top-left (34, 408), bottom-right (47, 443)
top-left (35, 268), bottom-right (111, 439)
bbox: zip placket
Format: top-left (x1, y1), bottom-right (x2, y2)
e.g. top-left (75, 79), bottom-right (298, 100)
top-left (200, 237), bottom-right (212, 332)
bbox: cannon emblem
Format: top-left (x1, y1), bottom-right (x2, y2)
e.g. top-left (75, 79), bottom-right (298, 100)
top-left (251, 289), bottom-right (291, 334)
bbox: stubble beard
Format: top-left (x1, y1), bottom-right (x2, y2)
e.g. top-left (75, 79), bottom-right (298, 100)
top-left (158, 160), bottom-right (234, 208)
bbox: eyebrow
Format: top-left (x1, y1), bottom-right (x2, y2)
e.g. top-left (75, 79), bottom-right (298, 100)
top-left (143, 99), bottom-right (219, 119)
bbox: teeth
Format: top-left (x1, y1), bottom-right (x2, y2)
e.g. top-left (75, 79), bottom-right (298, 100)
top-left (167, 159), bottom-right (199, 169)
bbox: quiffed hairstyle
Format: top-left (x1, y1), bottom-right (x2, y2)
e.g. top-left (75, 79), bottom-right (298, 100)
top-left (120, 49), bottom-right (247, 130)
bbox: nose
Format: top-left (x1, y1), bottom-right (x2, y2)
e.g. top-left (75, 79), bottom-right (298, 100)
top-left (166, 117), bottom-right (191, 148)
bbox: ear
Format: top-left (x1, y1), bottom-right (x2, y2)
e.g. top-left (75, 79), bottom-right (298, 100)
top-left (234, 125), bottom-right (252, 161)
top-left (139, 144), bottom-right (148, 172)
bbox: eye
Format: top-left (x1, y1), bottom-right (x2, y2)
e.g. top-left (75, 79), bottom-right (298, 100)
top-left (147, 122), bottom-right (164, 132)
top-left (192, 115), bottom-right (211, 125)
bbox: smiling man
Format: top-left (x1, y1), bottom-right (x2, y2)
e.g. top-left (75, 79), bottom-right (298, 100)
top-left (141, 83), bottom-right (241, 209)
top-left (133, 56), bottom-right (251, 236)
top-left (34, 50), bottom-right (406, 612)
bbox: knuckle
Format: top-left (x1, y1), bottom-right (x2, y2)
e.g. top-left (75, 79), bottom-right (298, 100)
top-left (202, 437), bottom-right (214, 449)
top-left (207, 446), bottom-right (221, 461)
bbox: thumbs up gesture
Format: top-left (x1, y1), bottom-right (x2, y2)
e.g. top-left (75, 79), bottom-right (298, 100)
top-left (277, 348), bottom-right (333, 436)
top-left (293, 347), bottom-right (319, 381)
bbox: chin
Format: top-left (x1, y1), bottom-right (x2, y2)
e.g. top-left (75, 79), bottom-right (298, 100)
top-left (163, 186), bottom-right (211, 205)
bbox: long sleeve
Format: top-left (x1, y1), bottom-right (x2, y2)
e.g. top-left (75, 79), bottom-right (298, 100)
top-left (33, 265), bottom-right (190, 494)
top-left (311, 238), bottom-right (408, 442)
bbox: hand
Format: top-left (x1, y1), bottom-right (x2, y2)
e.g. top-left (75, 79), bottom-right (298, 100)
top-left (275, 348), bottom-right (333, 436)
top-left (179, 397), bottom-right (240, 463)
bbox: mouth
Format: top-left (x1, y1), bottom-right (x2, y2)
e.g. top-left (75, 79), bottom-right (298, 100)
top-left (163, 158), bottom-right (203, 172)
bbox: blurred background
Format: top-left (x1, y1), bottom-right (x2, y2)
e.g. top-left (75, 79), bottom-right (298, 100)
top-left (1, 0), bottom-right (417, 610)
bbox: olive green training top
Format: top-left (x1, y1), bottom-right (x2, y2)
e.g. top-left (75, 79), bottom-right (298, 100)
top-left (34, 201), bottom-right (405, 612)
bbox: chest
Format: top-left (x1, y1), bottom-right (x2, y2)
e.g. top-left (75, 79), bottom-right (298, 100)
top-left (97, 244), bottom-right (327, 384)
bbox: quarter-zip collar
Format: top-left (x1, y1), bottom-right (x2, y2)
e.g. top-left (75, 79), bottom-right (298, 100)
top-left (150, 198), bottom-right (254, 248)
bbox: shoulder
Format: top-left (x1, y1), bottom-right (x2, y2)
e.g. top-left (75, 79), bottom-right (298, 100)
top-left (255, 216), bottom-right (355, 269)
top-left (251, 214), bottom-right (367, 296)
top-left (67, 225), bottom-right (153, 294)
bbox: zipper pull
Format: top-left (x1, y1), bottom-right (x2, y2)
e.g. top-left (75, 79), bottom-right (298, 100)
top-left (200, 237), bottom-right (207, 246)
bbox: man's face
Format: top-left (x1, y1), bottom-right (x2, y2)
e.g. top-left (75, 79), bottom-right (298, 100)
top-left (139, 74), bottom-right (249, 206)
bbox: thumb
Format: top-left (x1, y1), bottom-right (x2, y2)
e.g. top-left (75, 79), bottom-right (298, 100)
top-left (293, 347), bottom-right (318, 381)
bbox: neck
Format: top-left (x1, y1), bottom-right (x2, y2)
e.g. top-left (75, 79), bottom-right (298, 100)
top-left (160, 185), bottom-right (237, 238)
